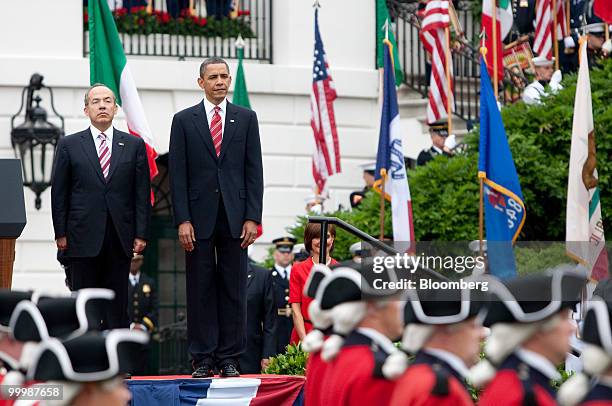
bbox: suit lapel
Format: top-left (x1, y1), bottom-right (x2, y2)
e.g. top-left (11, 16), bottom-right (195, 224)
top-left (218, 102), bottom-right (239, 162)
top-left (192, 101), bottom-right (218, 161)
top-left (80, 129), bottom-right (105, 184)
top-left (106, 129), bottom-right (125, 182)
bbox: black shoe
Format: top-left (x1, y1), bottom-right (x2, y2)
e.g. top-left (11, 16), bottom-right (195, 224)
top-left (219, 363), bottom-right (240, 377)
top-left (192, 364), bottom-right (214, 378)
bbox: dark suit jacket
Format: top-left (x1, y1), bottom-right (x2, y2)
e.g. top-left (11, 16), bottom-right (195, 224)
top-left (270, 268), bottom-right (293, 355)
top-left (239, 264), bottom-right (276, 373)
top-left (127, 272), bottom-right (159, 331)
top-left (168, 101), bottom-right (264, 239)
top-left (51, 128), bottom-right (151, 257)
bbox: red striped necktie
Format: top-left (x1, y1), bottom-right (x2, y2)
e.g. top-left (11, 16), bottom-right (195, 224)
top-left (98, 133), bottom-right (111, 180)
top-left (210, 106), bottom-right (222, 157)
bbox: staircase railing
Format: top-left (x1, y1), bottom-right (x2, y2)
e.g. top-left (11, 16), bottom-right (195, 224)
top-left (388, 0), bottom-right (527, 123)
top-left (308, 216), bottom-right (448, 282)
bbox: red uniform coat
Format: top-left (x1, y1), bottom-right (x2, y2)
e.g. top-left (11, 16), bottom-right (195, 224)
top-left (389, 351), bottom-right (474, 406)
top-left (304, 351), bottom-right (328, 406)
top-left (318, 331), bottom-right (396, 406)
top-left (288, 257), bottom-right (337, 344)
top-left (478, 354), bottom-right (557, 406)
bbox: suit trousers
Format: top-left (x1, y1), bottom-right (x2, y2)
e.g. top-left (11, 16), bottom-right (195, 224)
top-left (69, 214), bottom-right (131, 329)
top-left (186, 198), bottom-right (247, 368)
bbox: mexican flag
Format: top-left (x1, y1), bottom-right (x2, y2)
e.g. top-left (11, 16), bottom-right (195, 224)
top-left (376, 0), bottom-right (403, 86)
top-left (232, 40), bottom-right (251, 109)
top-left (481, 0), bottom-right (513, 81)
top-left (231, 40), bottom-right (262, 238)
top-left (88, 0), bottom-right (158, 190)
top-left (566, 40), bottom-right (608, 281)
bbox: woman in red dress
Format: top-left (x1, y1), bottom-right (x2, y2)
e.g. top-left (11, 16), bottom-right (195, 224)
top-left (289, 223), bottom-right (337, 344)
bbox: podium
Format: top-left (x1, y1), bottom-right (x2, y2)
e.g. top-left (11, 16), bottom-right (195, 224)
top-left (0, 159), bottom-right (27, 288)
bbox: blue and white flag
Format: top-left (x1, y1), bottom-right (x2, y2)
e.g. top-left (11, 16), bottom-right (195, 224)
top-left (374, 39), bottom-right (414, 242)
top-left (478, 57), bottom-right (526, 279)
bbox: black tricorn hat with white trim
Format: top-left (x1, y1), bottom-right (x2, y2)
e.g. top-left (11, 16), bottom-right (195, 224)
top-left (0, 290), bottom-right (32, 332)
top-left (9, 288), bottom-right (115, 342)
top-left (582, 297), bottom-right (612, 354)
top-left (27, 329), bottom-right (148, 382)
top-left (402, 283), bottom-right (489, 326)
top-left (482, 266), bottom-right (587, 326)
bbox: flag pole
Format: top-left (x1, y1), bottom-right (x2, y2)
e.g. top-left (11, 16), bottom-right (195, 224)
top-left (552, 0), bottom-right (560, 70)
top-left (380, 171), bottom-right (386, 240)
top-left (444, 26), bottom-right (453, 134)
top-left (479, 175), bottom-right (485, 258)
top-left (492, 0), bottom-right (499, 99)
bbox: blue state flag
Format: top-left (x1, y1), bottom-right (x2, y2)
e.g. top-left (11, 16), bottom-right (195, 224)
top-left (478, 58), bottom-right (526, 279)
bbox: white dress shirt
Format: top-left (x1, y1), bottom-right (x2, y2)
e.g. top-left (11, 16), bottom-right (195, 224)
top-left (203, 97), bottom-right (228, 138)
top-left (90, 125), bottom-right (114, 156)
top-left (274, 264), bottom-right (291, 280)
top-left (129, 272), bottom-right (140, 287)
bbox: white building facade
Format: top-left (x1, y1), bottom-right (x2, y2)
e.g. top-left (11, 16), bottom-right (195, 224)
top-left (0, 0), bottom-right (390, 295)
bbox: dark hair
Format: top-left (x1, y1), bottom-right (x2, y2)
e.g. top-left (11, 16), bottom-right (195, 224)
top-left (199, 57), bottom-right (230, 77)
top-left (84, 83), bottom-right (117, 106)
top-left (304, 223), bottom-right (336, 254)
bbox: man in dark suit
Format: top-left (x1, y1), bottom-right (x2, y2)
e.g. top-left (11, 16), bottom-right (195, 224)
top-left (51, 84), bottom-right (150, 329)
top-left (270, 236), bottom-right (296, 355)
top-left (239, 261), bottom-right (276, 374)
top-left (127, 254), bottom-right (158, 375)
top-left (169, 57), bottom-right (264, 378)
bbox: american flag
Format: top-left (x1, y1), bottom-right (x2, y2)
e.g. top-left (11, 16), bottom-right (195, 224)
top-left (534, 0), bottom-right (569, 58)
top-left (310, 8), bottom-right (341, 194)
top-left (420, 0), bottom-right (454, 124)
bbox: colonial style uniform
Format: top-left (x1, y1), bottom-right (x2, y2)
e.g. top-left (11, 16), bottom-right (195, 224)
top-left (312, 262), bottom-right (401, 406)
top-left (387, 284), bottom-right (489, 405)
top-left (270, 236), bottom-right (297, 355)
top-left (471, 267), bottom-right (587, 406)
top-left (558, 297), bottom-right (612, 406)
top-left (318, 328), bottom-right (397, 406)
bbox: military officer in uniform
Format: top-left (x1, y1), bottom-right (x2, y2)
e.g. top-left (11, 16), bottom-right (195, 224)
top-left (417, 121), bottom-right (456, 166)
top-left (127, 254), bottom-right (158, 375)
top-left (349, 162), bottom-right (376, 208)
top-left (270, 237), bottom-right (297, 355)
top-left (239, 261), bottom-right (276, 374)
top-left (522, 56), bottom-right (564, 105)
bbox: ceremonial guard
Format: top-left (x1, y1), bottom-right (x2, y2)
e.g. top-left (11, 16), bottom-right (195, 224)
top-left (315, 261), bottom-right (403, 406)
top-left (127, 254), bottom-right (158, 375)
top-left (522, 56), bottom-right (564, 105)
top-left (23, 329), bottom-right (148, 406)
top-left (417, 121), bottom-right (456, 166)
top-left (127, 254), bottom-right (158, 334)
top-left (270, 236), bottom-right (296, 355)
top-left (470, 267), bottom-right (587, 406)
top-left (239, 262), bottom-right (276, 374)
top-left (386, 286), bottom-right (489, 405)
top-left (558, 297), bottom-right (612, 406)
top-left (349, 162), bottom-right (376, 208)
